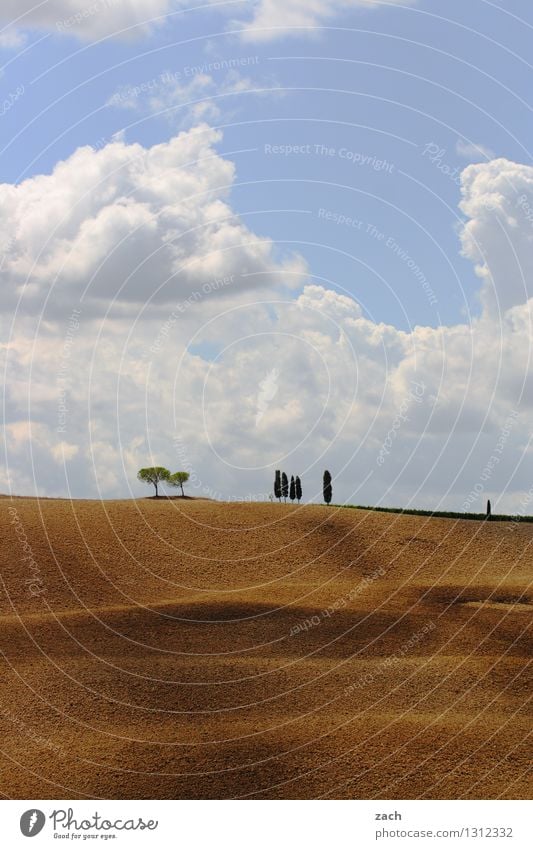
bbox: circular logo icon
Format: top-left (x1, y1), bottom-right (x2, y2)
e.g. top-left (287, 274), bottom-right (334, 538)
top-left (20, 810), bottom-right (46, 837)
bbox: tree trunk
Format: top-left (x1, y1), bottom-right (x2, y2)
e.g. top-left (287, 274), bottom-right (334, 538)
top-left (180, 483), bottom-right (184, 497)
top-left (155, 482), bottom-right (158, 498)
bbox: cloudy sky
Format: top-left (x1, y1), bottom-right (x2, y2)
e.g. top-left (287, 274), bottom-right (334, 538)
top-left (1, 0), bottom-right (532, 510)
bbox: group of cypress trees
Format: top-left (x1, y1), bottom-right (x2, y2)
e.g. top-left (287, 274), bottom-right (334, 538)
top-left (273, 470), bottom-right (333, 505)
top-left (274, 471), bottom-right (302, 503)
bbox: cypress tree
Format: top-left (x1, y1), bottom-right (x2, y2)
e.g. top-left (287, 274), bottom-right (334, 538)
top-left (281, 472), bottom-right (289, 503)
top-left (486, 499), bottom-right (492, 521)
top-left (295, 476), bottom-right (302, 503)
top-left (323, 470), bottom-right (332, 505)
top-left (274, 470), bottom-right (281, 502)
top-left (289, 475), bottom-right (296, 502)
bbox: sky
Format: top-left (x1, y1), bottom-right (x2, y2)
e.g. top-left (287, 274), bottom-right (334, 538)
top-left (1, 0), bottom-right (533, 511)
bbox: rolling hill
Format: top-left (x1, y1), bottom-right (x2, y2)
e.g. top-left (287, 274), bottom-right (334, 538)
top-left (0, 497), bottom-right (530, 799)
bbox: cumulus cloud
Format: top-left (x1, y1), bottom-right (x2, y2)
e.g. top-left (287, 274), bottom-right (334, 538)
top-left (0, 126), bottom-right (305, 317)
top-left (0, 0), bottom-right (175, 41)
top-left (2, 140), bottom-right (532, 513)
top-left (0, 0), bottom-right (416, 43)
top-left (3, 278), bottom-right (532, 510)
top-left (459, 158), bottom-right (533, 315)
top-left (236, 0), bottom-right (415, 40)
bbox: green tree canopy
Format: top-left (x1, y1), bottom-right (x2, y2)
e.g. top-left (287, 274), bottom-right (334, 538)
top-left (168, 471), bottom-right (190, 497)
top-left (137, 467), bottom-right (170, 497)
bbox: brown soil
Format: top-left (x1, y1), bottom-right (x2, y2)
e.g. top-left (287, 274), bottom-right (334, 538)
top-left (0, 498), bottom-right (530, 799)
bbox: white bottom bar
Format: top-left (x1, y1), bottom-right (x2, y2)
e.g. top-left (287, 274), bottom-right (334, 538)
top-left (2, 800), bottom-right (530, 848)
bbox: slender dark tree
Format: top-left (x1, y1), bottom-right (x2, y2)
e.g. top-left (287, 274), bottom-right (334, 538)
top-left (289, 475), bottom-right (296, 503)
top-left (281, 472), bottom-right (289, 503)
top-left (486, 499), bottom-right (492, 521)
top-left (274, 470), bottom-right (282, 502)
top-left (295, 476), bottom-right (302, 504)
top-left (323, 470), bottom-right (332, 505)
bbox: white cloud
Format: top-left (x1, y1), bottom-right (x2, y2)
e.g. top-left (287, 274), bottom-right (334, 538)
top-left (456, 139), bottom-right (495, 161)
top-left (51, 441), bottom-right (79, 461)
top-left (236, 0), bottom-right (415, 41)
top-left (0, 126), bottom-right (304, 317)
top-left (459, 158), bottom-right (533, 315)
top-left (0, 0), bottom-right (416, 43)
top-left (0, 0), bottom-right (174, 41)
top-left (2, 142), bottom-right (532, 514)
top-left (109, 69), bottom-right (258, 127)
top-left (0, 28), bottom-right (26, 48)
top-left (3, 279), bottom-right (532, 510)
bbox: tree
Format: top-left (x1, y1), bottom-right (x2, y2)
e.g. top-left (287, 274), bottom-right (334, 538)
top-left (168, 471), bottom-right (190, 497)
top-left (295, 476), bottom-right (302, 504)
top-left (323, 470), bottom-right (332, 505)
top-left (281, 472), bottom-right (289, 503)
top-left (274, 470), bottom-right (281, 502)
top-left (289, 475), bottom-right (296, 503)
top-left (137, 467), bottom-right (170, 498)
top-left (486, 499), bottom-right (492, 521)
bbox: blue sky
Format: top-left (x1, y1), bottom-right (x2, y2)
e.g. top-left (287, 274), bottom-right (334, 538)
top-left (3, 1), bottom-right (531, 328)
top-left (1, 1), bottom-right (533, 507)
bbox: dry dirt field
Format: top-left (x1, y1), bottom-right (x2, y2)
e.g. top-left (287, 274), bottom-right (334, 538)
top-left (0, 497), bottom-right (530, 799)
